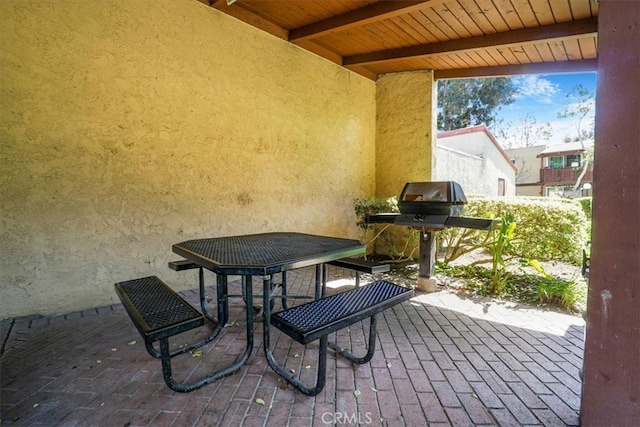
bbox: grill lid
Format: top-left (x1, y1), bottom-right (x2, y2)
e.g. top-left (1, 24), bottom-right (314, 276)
top-left (398, 181), bottom-right (467, 216)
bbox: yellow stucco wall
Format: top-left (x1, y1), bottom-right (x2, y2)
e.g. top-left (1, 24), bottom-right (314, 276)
top-left (0, 0), bottom-right (376, 318)
top-left (375, 71), bottom-right (436, 199)
top-left (373, 71), bottom-right (436, 257)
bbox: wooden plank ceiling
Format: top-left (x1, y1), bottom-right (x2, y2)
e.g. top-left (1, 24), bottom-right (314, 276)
top-left (202, 0), bottom-right (598, 80)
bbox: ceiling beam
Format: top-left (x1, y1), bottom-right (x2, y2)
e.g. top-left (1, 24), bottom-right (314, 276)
top-left (211, 1), bottom-right (289, 40)
top-left (293, 39), bottom-right (343, 65)
top-left (288, 0), bottom-right (443, 42)
top-left (343, 18), bottom-right (598, 66)
top-left (434, 59), bottom-right (598, 79)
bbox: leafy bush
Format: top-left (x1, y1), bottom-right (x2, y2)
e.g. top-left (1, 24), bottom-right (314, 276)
top-left (575, 196), bottom-right (592, 237)
top-left (353, 196), bottom-right (398, 229)
top-left (354, 195), bottom-right (589, 265)
top-left (354, 195), bottom-right (590, 311)
top-left (487, 212), bottom-right (516, 294)
top-left (575, 196), bottom-right (592, 221)
top-left (353, 197), bottom-right (419, 259)
top-left (439, 196), bottom-right (589, 265)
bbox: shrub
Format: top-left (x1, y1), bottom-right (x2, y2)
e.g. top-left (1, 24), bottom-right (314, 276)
top-left (436, 263), bottom-right (587, 312)
top-left (353, 197), bottom-right (419, 259)
top-left (439, 196), bottom-right (589, 265)
top-left (354, 195), bottom-right (589, 265)
top-left (575, 196), bottom-right (593, 236)
top-left (353, 196), bottom-right (398, 229)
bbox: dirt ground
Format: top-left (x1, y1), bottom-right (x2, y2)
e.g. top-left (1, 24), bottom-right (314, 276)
top-left (446, 248), bottom-right (584, 281)
top-left (370, 249), bottom-right (587, 315)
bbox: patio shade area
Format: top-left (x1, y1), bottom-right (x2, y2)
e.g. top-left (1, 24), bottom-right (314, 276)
top-left (2, 0), bottom-right (639, 425)
top-left (1, 266), bottom-right (585, 426)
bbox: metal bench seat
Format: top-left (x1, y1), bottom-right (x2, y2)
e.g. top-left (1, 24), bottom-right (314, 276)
top-left (115, 276), bottom-right (229, 392)
top-left (115, 276), bottom-right (204, 342)
top-left (271, 279), bottom-right (411, 344)
top-left (168, 259), bottom-right (200, 271)
top-left (325, 257), bottom-right (391, 287)
top-left (267, 280), bottom-right (413, 396)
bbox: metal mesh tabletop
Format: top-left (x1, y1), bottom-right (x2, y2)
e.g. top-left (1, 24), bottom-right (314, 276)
top-left (173, 232), bottom-right (365, 275)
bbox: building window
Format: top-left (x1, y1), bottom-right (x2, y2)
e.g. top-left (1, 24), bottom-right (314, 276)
top-left (548, 156), bottom-right (564, 168)
top-left (566, 154), bottom-right (581, 167)
top-left (498, 178), bottom-right (505, 196)
top-left (545, 185), bottom-right (574, 198)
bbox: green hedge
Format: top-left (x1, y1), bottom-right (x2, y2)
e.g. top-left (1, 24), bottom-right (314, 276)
top-left (354, 195), bottom-right (590, 265)
top-left (443, 196), bottom-right (589, 265)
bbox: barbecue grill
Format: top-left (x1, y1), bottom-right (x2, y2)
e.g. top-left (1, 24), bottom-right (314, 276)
top-left (365, 181), bottom-right (500, 292)
top-left (366, 181), bottom-right (496, 231)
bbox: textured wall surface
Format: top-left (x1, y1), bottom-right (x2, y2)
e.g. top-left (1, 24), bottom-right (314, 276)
top-left (375, 71), bottom-right (435, 199)
top-left (372, 71), bottom-right (436, 257)
top-left (435, 146), bottom-right (515, 197)
top-left (0, 0), bottom-right (376, 318)
top-left (435, 132), bottom-right (516, 197)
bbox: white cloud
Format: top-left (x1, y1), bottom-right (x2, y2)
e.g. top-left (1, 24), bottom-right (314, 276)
top-left (513, 75), bottom-right (560, 104)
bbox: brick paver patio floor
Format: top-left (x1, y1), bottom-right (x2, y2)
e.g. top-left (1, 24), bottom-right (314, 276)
top-left (1, 265), bottom-right (584, 426)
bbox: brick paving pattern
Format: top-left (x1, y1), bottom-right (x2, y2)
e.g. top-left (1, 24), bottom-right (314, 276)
top-left (1, 266), bottom-right (584, 426)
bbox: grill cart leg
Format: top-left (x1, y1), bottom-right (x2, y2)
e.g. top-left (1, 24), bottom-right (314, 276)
top-left (417, 230), bottom-right (438, 292)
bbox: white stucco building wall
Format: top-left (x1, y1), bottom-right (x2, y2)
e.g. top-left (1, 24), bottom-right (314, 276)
top-left (505, 145), bottom-right (545, 196)
top-left (435, 125), bottom-right (516, 197)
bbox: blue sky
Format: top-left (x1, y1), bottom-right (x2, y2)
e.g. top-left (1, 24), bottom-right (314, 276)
top-left (492, 72), bottom-right (597, 147)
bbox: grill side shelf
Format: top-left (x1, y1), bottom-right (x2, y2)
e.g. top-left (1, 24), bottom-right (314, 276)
top-left (365, 213), bottom-right (400, 224)
top-left (445, 216), bottom-right (501, 231)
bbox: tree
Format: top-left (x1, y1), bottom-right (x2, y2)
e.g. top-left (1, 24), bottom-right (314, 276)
top-left (494, 113), bottom-right (553, 149)
top-left (558, 84), bottom-right (595, 197)
top-left (437, 77), bottom-right (518, 131)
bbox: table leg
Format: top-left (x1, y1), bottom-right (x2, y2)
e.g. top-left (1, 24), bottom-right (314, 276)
top-left (216, 273), bottom-right (230, 326)
top-left (196, 268), bottom-right (225, 325)
top-left (261, 275), bottom-right (272, 349)
top-left (322, 263), bottom-right (328, 297)
top-left (315, 264), bottom-right (322, 299)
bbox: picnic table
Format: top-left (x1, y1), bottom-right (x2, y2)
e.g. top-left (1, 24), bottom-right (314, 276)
top-left (115, 232), bottom-right (412, 394)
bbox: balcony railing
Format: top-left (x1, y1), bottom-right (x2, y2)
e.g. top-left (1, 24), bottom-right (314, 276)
top-left (540, 166), bottom-right (593, 184)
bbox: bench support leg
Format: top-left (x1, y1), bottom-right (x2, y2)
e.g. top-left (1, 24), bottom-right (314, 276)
top-left (263, 276), bottom-right (379, 396)
top-left (144, 271), bottom-right (228, 360)
top-left (263, 316), bottom-right (378, 396)
top-left (157, 276), bottom-right (255, 393)
top-left (328, 314), bottom-right (377, 364)
top-left (265, 334), bottom-right (329, 396)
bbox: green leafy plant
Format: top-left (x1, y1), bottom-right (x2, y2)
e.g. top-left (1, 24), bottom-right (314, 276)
top-left (438, 196), bottom-right (589, 265)
top-left (487, 212), bottom-right (515, 294)
top-left (353, 196), bottom-right (398, 230)
top-left (435, 262), bottom-right (586, 312)
top-left (353, 196), bottom-right (419, 260)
